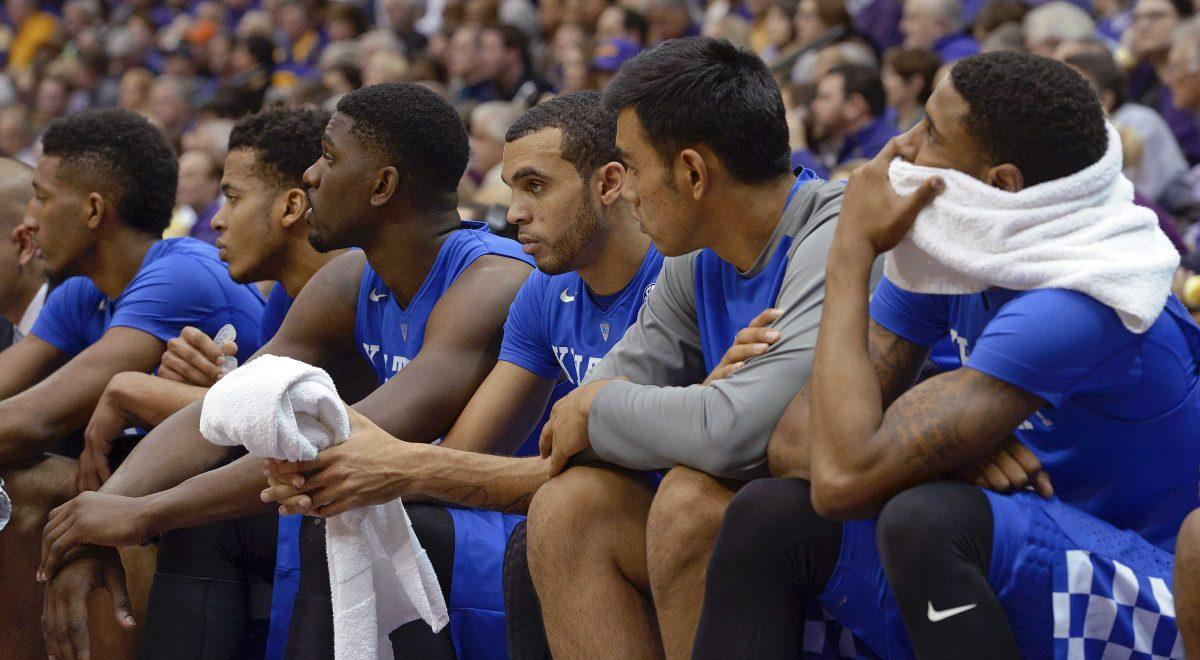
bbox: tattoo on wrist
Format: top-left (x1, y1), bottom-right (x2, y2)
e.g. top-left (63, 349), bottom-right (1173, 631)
top-left (442, 484), bottom-right (532, 514)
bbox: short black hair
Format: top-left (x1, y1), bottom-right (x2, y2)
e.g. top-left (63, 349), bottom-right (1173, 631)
top-left (336, 83), bottom-right (470, 210)
top-left (229, 107), bottom-right (332, 190)
top-left (42, 108), bottom-right (177, 235)
top-left (951, 52), bottom-right (1107, 187)
top-left (506, 91), bottom-right (620, 179)
top-left (827, 63), bottom-right (887, 118)
top-left (1064, 50), bottom-right (1127, 111)
top-left (603, 37), bottom-right (790, 184)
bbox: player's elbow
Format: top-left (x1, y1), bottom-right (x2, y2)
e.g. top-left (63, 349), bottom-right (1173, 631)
top-left (810, 469), bottom-right (877, 521)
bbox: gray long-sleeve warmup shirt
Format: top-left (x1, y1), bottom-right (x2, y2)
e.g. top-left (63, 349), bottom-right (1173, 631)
top-left (585, 178), bottom-right (849, 481)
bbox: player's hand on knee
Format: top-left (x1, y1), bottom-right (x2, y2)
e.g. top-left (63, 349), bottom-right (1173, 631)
top-left (39, 493), bottom-right (154, 582)
top-left (704, 308), bottom-right (783, 384)
top-left (158, 326), bottom-right (235, 386)
top-left (42, 547), bottom-right (134, 660)
top-left (954, 437), bottom-right (1053, 498)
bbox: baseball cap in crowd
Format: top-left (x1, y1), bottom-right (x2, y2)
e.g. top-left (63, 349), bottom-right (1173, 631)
top-left (592, 37), bottom-right (641, 73)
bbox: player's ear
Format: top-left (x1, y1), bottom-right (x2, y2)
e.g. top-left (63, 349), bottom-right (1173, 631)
top-left (985, 164), bottom-right (1024, 193)
top-left (85, 192), bottom-right (105, 231)
top-left (371, 166), bottom-right (400, 207)
top-left (278, 188), bottom-right (308, 229)
top-left (12, 224), bottom-right (36, 266)
top-left (597, 162), bottom-right (625, 207)
top-left (677, 148), bottom-right (709, 201)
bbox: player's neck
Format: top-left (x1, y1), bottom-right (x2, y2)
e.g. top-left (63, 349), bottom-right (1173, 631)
top-left (90, 230), bottom-right (158, 300)
top-left (706, 174), bottom-right (797, 272)
top-left (577, 215), bottom-right (652, 297)
top-left (364, 209), bottom-right (460, 306)
top-left (0, 271), bottom-right (43, 326)
top-left (277, 243), bottom-right (345, 299)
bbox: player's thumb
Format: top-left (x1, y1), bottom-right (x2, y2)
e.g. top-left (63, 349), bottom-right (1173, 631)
top-left (902, 176), bottom-right (944, 219)
top-left (106, 568), bottom-right (136, 628)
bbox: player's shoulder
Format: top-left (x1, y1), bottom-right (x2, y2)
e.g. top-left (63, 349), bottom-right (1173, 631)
top-left (992, 288), bottom-right (1136, 347)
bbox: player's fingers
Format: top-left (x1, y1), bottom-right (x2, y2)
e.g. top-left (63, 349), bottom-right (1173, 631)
top-left (181, 326), bottom-right (224, 363)
top-left (705, 363), bottom-right (741, 384)
top-left (65, 586), bottom-right (91, 660)
top-left (978, 462), bottom-right (1012, 493)
top-left (734, 325), bottom-right (781, 346)
top-left (1034, 470), bottom-right (1054, 499)
top-left (991, 452), bottom-right (1030, 491)
top-left (747, 307), bottom-right (783, 328)
top-left (105, 564), bottom-right (136, 628)
top-left (159, 350), bottom-right (217, 386)
top-left (1006, 441), bottom-right (1043, 475)
top-left (156, 364), bottom-right (186, 383)
top-left (539, 420), bottom-right (553, 460)
top-left (725, 342), bottom-right (771, 363)
top-left (261, 484), bottom-right (300, 504)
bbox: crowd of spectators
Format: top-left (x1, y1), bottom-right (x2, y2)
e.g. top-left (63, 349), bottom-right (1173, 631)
top-left (5, 0), bottom-right (1200, 271)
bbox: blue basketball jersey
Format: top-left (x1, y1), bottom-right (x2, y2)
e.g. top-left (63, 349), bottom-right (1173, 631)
top-left (694, 168), bottom-right (819, 372)
top-left (32, 237), bottom-right (266, 362)
top-left (354, 222), bottom-right (532, 383)
top-left (259, 282), bottom-right (294, 348)
top-left (870, 277), bottom-right (1200, 551)
top-left (499, 244), bottom-right (664, 386)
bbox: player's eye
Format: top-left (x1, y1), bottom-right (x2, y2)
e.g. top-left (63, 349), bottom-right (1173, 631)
top-left (529, 181), bottom-right (544, 193)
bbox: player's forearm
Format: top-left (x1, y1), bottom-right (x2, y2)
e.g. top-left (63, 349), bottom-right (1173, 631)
top-left (0, 398), bottom-right (68, 464)
top-left (100, 401), bottom-right (232, 497)
top-left (406, 443), bottom-right (548, 515)
top-left (113, 373), bottom-right (208, 427)
top-left (808, 238), bottom-right (890, 504)
top-left (138, 454), bottom-right (274, 535)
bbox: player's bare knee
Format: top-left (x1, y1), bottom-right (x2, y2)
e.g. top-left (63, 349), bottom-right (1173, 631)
top-left (528, 466), bottom-right (618, 562)
top-left (1177, 510), bottom-right (1200, 564)
top-left (645, 467), bottom-right (728, 575)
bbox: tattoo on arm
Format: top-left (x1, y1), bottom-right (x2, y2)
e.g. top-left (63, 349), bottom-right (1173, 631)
top-left (867, 320), bottom-right (927, 407)
top-left (879, 367), bottom-right (1043, 483)
top-left (440, 484), bottom-right (534, 515)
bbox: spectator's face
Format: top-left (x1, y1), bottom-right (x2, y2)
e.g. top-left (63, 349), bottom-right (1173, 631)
top-left (118, 73), bottom-right (151, 110)
top-left (794, 0), bottom-right (826, 43)
top-left (764, 5), bottom-right (793, 47)
top-left (36, 81), bottom-right (69, 120)
top-left (1129, 0), bottom-right (1181, 58)
top-left (301, 113), bottom-right (378, 252)
top-left (177, 151), bottom-right (221, 210)
top-left (280, 5), bottom-right (310, 43)
top-left (811, 73), bottom-right (848, 140)
top-left (559, 47), bottom-right (591, 92)
top-left (211, 149), bottom-right (291, 283)
top-left (25, 157), bottom-right (95, 279)
top-left (597, 6), bottom-right (626, 40)
top-left (648, 4), bottom-right (691, 42)
top-left (882, 63), bottom-right (921, 109)
top-left (448, 27), bottom-right (480, 79)
top-left (0, 110), bottom-right (32, 157)
top-left (1165, 39), bottom-right (1200, 112)
top-left (469, 119), bottom-right (505, 175)
top-left (502, 128), bottom-right (605, 274)
top-left (615, 109), bottom-right (698, 256)
top-left (901, 0), bottom-right (945, 50)
top-left (479, 31), bottom-right (508, 79)
top-left (150, 84), bottom-right (190, 131)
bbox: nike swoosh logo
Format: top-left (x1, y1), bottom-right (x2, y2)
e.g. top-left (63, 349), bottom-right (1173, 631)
top-left (927, 602), bottom-right (977, 622)
top-left (369, 288), bottom-right (388, 302)
top-left (560, 288), bottom-right (576, 303)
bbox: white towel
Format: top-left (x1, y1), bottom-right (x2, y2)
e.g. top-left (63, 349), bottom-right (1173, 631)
top-left (884, 122), bottom-right (1180, 334)
top-left (200, 355), bottom-right (449, 660)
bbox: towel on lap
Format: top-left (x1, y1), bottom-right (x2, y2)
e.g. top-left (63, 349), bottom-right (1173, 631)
top-left (200, 354), bottom-right (449, 659)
